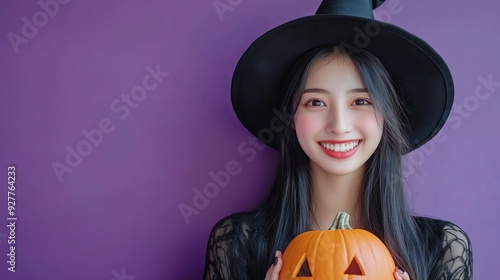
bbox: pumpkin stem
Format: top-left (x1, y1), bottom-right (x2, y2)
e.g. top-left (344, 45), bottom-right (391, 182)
top-left (329, 212), bottom-right (352, 230)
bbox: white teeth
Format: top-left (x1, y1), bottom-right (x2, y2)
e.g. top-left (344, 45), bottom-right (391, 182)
top-left (320, 141), bottom-right (359, 152)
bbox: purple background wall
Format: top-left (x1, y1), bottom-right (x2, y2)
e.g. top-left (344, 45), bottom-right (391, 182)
top-left (0, 0), bottom-right (498, 279)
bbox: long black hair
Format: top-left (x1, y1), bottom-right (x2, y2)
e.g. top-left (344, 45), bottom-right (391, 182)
top-left (252, 45), bottom-right (427, 280)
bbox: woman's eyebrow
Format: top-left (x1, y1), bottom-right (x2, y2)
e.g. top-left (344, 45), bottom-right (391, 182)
top-left (302, 87), bottom-right (368, 94)
top-left (348, 87), bottom-right (369, 93)
top-left (302, 87), bottom-right (329, 94)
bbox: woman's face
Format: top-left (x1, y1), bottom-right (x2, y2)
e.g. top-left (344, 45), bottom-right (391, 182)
top-left (293, 54), bottom-right (383, 176)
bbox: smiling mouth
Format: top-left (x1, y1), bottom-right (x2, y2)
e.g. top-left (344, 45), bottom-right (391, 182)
top-left (319, 140), bottom-right (360, 152)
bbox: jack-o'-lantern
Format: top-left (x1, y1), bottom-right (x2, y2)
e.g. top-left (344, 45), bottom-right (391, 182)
top-left (280, 212), bottom-right (395, 279)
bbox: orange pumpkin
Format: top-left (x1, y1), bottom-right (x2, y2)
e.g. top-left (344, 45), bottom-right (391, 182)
top-left (280, 212), bottom-right (395, 279)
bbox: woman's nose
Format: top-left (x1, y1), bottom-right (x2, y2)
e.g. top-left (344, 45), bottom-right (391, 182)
top-left (326, 106), bottom-right (352, 134)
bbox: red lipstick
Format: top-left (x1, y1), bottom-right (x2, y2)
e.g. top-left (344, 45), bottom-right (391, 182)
top-left (318, 140), bottom-right (361, 159)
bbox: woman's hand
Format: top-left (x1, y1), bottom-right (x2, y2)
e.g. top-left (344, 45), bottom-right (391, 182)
top-left (264, 251), bottom-right (282, 280)
top-left (394, 266), bottom-right (410, 280)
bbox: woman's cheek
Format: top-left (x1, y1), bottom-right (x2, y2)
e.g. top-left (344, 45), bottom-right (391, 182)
top-left (358, 112), bottom-right (383, 140)
top-left (294, 112), bottom-right (318, 139)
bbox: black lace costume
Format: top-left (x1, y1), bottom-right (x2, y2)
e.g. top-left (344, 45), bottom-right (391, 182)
top-left (203, 212), bottom-right (472, 280)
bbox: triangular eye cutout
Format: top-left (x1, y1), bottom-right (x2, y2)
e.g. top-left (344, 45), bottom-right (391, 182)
top-left (344, 257), bottom-right (364, 275)
top-left (296, 256), bottom-right (312, 277)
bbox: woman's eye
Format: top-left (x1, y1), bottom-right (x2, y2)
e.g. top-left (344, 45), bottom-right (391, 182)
top-left (353, 99), bottom-right (371, 106)
top-left (307, 99), bottom-right (325, 107)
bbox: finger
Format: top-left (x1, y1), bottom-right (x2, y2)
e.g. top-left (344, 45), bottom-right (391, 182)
top-left (274, 251), bottom-right (283, 271)
top-left (400, 271), bottom-right (410, 280)
top-left (394, 267), bottom-right (410, 280)
top-left (270, 251), bottom-right (283, 279)
top-left (265, 265), bottom-right (273, 280)
top-left (265, 251), bottom-right (283, 280)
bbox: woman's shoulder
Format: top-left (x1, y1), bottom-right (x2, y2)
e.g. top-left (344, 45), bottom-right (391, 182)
top-left (413, 216), bottom-right (473, 279)
top-left (413, 216), bottom-right (471, 245)
top-left (204, 211), bottom-right (258, 280)
top-left (205, 210), bottom-right (258, 258)
top-left (208, 211), bottom-right (257, 240)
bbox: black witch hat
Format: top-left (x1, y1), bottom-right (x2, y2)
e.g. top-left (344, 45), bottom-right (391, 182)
top-left (231, 0), bottom-right (454, 151)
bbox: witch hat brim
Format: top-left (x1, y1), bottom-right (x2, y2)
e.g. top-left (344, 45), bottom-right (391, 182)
top-left (231, 1), bottom-right (454, 151)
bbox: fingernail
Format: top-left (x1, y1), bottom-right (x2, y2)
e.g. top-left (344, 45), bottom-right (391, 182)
top-left (397, 266), bottom-right (405, 274)
top-left (274, 256), bottom-right (278, 266)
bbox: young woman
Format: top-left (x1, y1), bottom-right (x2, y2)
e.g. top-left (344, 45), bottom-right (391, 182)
top-left (204, 1), bottom-right (472, 280)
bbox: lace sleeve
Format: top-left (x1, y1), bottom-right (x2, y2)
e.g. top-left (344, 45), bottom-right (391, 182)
top-left (433, 223), bottom-right (473, 280)
top-left (203, 214), bottom-right (253, 280)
